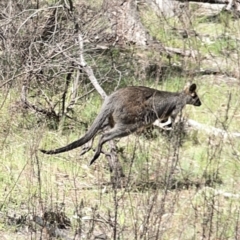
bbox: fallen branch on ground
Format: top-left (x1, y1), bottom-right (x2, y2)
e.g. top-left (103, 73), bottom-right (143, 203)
top-left (185, 119), bottom-right (240, 138)
top-left (153, 118), bottom-right (240, 139)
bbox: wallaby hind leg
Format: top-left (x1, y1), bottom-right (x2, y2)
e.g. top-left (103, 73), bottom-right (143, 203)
top-left (80, 118), bottom-right (112, 156)
top-left (89, 123), bottom-right (140, 165)
top-left (80, 138), bottom-right (94, 156)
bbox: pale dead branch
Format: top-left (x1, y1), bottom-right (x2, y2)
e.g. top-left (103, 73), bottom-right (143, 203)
top-left (77, 32), bottom-right (125, 183)
top-left (196, 186), bottom-right (240, 200)
top-left (185, 119), bottom-right (240, 139)
top-left (153, 118), bottom-right (240, 139)
top-left (164, 46), bottom-right (199, 58)
top-left (77, 34), bottom-right (107, 100)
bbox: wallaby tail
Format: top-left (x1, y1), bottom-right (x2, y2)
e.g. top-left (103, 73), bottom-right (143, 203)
top-left (40, 99), bottom-right (112, 155)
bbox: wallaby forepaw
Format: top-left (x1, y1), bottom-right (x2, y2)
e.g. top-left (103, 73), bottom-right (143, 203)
top-left (163, 126), bottom-right (173, 131)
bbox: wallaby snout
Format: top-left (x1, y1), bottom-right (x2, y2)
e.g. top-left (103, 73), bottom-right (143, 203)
top-left (194, 98), bottom-right (201, 106)
top-left (185, 83), bottom-right (201, 107)
top-left (191, 92), bottom-right (201, 106)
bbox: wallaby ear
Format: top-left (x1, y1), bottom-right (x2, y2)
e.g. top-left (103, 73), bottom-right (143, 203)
top-left (184, 82), bottom-right (196, 93)
top-left (189, 83), bottom-right (196, 93)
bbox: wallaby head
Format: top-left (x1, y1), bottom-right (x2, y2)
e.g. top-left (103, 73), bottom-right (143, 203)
top-left (183, 83), bottom-right (201, 107)
top-left (153, 83), bottom-right (201, 130)
top-left (40, 83), bottom-right (201, 165)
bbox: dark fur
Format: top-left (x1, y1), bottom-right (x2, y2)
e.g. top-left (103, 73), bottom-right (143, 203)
top-left (40, 84), bottom-right (201, 165)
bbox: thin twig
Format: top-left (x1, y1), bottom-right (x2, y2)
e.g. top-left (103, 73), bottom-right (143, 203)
top-left (77, 34), bottom-right (107, 100)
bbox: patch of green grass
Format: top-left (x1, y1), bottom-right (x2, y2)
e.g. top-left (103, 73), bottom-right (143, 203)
top-left (2, 2), bottom-right (240, 238)
top-left (200, 36), bottom-right (238, 56)
top-left (1, 79), bottom-right (240, 238)
top-left (87, 0), bottom-right (103, 9)
top-left (140, 7), bottom-right (185, 49)
top-left (140, 5), bottom-right (240, 61)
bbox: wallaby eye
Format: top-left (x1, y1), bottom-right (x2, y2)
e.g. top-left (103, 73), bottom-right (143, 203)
top-left (191, 93), bottom-right (197, 98)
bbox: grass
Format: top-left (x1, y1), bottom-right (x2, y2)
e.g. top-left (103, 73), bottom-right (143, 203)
top-left (1, 73), bottom-right (240, 238)
top-left (1, 2), bottom-right (240, 239)
top-left (140, 3), bottom-right (240, 68)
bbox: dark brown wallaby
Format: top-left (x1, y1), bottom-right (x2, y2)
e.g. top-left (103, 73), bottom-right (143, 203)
top-left (40, 83), bottom-right (201, 165)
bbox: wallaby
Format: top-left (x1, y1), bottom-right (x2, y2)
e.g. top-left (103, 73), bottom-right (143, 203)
top-left (40, 83), bottom-right (201, 165)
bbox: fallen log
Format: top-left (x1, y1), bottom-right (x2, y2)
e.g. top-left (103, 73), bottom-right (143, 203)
top-left (185, 119), bottom-right (240, 139)
top-left (153, 118), bottom-right (240, 139)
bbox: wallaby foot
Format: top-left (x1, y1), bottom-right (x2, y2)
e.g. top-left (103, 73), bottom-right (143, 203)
top-left (89, 153), bottom-right (99, 165)
top-left (81, 120), bottom-right (112, 157)
top-left (80, 139), bottom-right (94, 156)
top-left (89, 123), bottom-right (140, 165)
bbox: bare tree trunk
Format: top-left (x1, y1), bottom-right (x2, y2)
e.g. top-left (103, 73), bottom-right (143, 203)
top-left (103, 0), bottom-right (152, 45)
